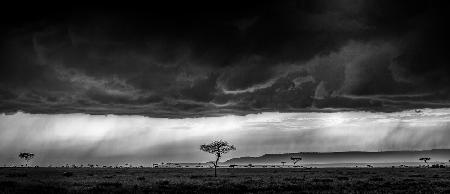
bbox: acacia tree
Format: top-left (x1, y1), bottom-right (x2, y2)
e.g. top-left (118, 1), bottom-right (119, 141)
top-left (290, 156), bottom-right (302, 165)
top-left (18, 152), bottom-right (34, 167)
top-left (419, 157), bottom-right (431, 166)
top-left (200, 140), bottom-right (236, 177)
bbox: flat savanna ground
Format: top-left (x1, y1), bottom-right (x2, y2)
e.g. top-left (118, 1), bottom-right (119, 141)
top-left (1, 167), bottom-right (450, 193)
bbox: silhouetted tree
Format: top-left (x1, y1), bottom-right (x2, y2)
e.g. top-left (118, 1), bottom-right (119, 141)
top-left (18, 152), bottom-right (34, 167)
top-left (200, 140), bottom-right (236, 177)
top-left (419, 157), bottom-right (431, 166)
top-left (281, 161), bottom-right (286, 166)
top-left (291, 156), bottom-right (302, 165)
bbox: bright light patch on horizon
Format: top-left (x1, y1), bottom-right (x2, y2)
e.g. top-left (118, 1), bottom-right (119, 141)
top-left (1, 109), bottom-right (450, 166)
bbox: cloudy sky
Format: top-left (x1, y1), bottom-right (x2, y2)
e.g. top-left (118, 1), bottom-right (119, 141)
top-left (1, 1), bottom-right (450, 165)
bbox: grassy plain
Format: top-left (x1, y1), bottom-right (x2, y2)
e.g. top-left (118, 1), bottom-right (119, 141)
top-left (1, 167), bottom-right (450, 193)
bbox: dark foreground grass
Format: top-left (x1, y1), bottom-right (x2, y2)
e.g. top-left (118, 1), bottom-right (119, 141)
top-left (1, 167), bottom-right (450, 193)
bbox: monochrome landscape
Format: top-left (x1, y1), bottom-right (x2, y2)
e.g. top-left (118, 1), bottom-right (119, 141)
top-left (1, 0), bottom-right (450, 193)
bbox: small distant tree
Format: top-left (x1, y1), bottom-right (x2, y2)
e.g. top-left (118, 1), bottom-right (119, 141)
top-left (291, 156), bottom-right (302, 165)
top-left (281, 161), bottom-right (286, 166)
top-left (419, 157), bottom-right (431, 166)
top-left (18, 152), bottom-right (34, 167)
top-left (200, 140), bottom-right (236, 177)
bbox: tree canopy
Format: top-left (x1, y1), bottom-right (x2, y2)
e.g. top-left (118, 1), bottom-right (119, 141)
top-left (18, 152), bottom-right (34, 161)
top-left (200, 140), bottom-right (236, 156)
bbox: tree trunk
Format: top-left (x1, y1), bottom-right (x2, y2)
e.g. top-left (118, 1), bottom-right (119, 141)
top-left (214, 165), bottom-right (217, 177)
top-left (214, 153), bottom-right (220, 177)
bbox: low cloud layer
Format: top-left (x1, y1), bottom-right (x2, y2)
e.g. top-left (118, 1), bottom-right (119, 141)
top-left (1, 1), bottom-right (450, 117)
top-left (1, 109), bottom-right (450, 166)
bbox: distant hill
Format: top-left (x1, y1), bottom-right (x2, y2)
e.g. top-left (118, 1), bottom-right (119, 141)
top-left (224, 149), bottom-right (450, 166)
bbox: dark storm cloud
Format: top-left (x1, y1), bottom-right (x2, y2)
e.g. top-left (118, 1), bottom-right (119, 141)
top-left (1, 0), bottom-right (450, 117)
